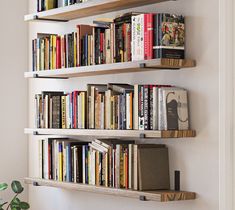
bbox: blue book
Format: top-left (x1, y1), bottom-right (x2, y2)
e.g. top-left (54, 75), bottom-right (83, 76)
top-left (66, 144), bottom-right (72, 182)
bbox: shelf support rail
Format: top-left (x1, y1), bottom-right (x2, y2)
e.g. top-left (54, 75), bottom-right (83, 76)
top-left (33, 74), bottom-right (69, 79)
top-left (139, 63), bottom-right (180, 70)
top-left (33, 15), bottom-right (68, 22)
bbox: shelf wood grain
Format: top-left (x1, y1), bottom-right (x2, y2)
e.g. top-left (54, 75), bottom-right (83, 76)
top-left (24, 0), bottom-right (174, 22)
top-left (24, 178), bottom-right (196, 202)
top-left (24, 128), bottom-right (196, 138)
top-left (25, 59), bottom-right (196, 79)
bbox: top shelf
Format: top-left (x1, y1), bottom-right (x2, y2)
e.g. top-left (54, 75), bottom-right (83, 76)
top-left (24, 0), bottom-right (173, 22)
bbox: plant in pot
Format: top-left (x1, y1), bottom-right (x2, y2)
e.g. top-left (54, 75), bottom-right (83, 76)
top-left (0, 181), bottom-right (30, 210)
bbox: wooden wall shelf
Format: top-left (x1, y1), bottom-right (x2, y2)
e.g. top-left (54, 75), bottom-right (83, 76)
top-left (24, 178), bottom-right (196, 202)
top-left (25, 59), bottom-right (196, 79)
top-left (24, 128), bottom-right (196, 138)
top-left (24, 0), bottom-right (174, 22)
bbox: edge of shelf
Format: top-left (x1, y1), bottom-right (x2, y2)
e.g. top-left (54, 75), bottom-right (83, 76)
top-left (24, 59), bottom-right (196, 79)
top-left (24, 177), bottom-right (196, 202)
top-left (24, 0), bottom-right (173, 22)
top-left (24, 128), bottom-right (196, 138)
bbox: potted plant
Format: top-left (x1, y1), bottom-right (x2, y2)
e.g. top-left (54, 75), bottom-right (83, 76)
top-left (0, 181), bottom-right (30, 210)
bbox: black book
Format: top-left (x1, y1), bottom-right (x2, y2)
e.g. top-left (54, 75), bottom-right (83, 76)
top-left (41, 91), bottom-right (64, 129)
top-left (68, 33), bottom-right (74, 67)
top-left (143, 85), bottom-right (150, 130)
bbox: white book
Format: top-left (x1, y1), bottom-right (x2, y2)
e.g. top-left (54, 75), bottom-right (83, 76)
top-left (158, 88), bottom-right (164, 130)
top-left (82, 146), bottom-right (86, 184)
top-left (126, 93), bottom-right (131, 129)
top-left (77, 94), bottom-right (81, 129)
top-left (79, 94), bottom-right (83, 129)
top-left (133, 145), bottom-right (138, 190)
top-left (38, 140), bottom-right (43, 179)
top-left (101, 100), bottom-right (105, 129)
top-left (115, 145), bottom-right (120, 188)
top-left (43, 139), bottom-right (49, 179)
top-left (90, 87), bottom-right (95, 129)
top-left (105, 29), bottom-right (111, 64)
top-left (128, 144), bottom-right (134, 189)
top-left (58, 0), bottom-right (63, 7)
top-left (105, 90), bottom-right (112, 129)
top-left (91, 150), bottom-right (96, 185)
top-left (162, 88), bottom-right (189, 130)
top-left (134, 85), bottom-right (139, 130)
top-left (52, 140), bottom-right (57, 180)
top-left (132, 14), bottom-right (144, 61)
top-left (112, 149), bottom-right (115, 188)
top-left (44, 95), bottom-right (48, 128)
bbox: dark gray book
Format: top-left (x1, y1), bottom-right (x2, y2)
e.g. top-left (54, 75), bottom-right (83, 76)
top-left (138, 145), bottom-right (170, 191)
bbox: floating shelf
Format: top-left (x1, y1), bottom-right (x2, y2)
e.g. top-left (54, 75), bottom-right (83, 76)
top-left (24, 128), bottom-right (196, 138)
top-left (24, 0), bottom-right (174, 22)
top-left (25, 59), bottom-right (196, 79)
top-left (24, 178), bottom-right (196, 202)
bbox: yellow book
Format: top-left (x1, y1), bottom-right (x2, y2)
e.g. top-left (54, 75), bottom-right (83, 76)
top-left (45, 0), bottom-right (55, 10)
top-left (58, 143), bottom-right (63, 182)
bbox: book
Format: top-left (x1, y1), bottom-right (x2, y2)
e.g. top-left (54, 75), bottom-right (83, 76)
top-left (138, 145), bottom-right (170, 190)
top-left (153, 13), bottom-right (185, 59)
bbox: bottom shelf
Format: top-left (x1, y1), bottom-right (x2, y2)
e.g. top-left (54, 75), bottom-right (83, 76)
top-left (24, 177), bottom-right (196, 202)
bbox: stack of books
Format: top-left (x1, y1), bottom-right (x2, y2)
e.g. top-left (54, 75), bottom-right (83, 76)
top-left (32, 13), bottom-right (185, 71)
top-left (35, 83), bottom-right (189, 131)
top-left (39, 138), bottom-right (170, 191)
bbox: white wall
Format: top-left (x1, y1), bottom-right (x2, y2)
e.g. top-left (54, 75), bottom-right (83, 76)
top-left (0, 0), bottom-right (28, 202)
top-left (28, 0), bottom-right (219, 209)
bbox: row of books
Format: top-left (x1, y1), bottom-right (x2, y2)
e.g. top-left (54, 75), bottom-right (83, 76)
top-left (32, 12), bottom-right (185, 71)
top-left (39, 138), bottom-right (170, 190)
top-left (35, 83), bottom-right (189, 130)
top-left (37, 0), bottom-right (88, 12)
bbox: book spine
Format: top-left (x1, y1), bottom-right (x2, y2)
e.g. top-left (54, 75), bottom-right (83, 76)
top-left (152, 86), bottom-right (158, 130)
top-left (147, 13), bottom-right (154, 59)
top-left (144, 14), bottom-right (148, 60)
top-left (61, 96), bottom-right (66, 129)
top-left (58, 142), bottom-right (63, 182)
top-left (158, 88), bottom-right (164, 130)
top-left (138, 85), bottom-right (144, 130)
top-left (144, 85), bottom-right (150, 130)
top-left (66, 144), bottom-right (71, 182)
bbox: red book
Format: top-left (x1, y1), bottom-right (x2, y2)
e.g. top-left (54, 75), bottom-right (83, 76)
top-left (56, 36), bottom-right (61, 69)
top-left (48, 143), bottom-right (52, 179)
top-left (147, 14), bottom-right (154, 59)
top-left (73, 91), bottom-right (79, 129)
top-left (144, 14), bottom-right (148, 60)
top-left (100, 32), bottom-right (104, 64)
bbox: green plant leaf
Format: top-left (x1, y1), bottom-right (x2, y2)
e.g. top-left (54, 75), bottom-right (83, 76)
top-left (20, 202), bottom-right (30, 209)
top-left (11, 207), bottom-right (21, 210)
top-left (11, 181), bottom-right (24, 194)
top-left (11, 197), bottom-right (21, 205)
top-left (0, 183), bottom-right (8, 191)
